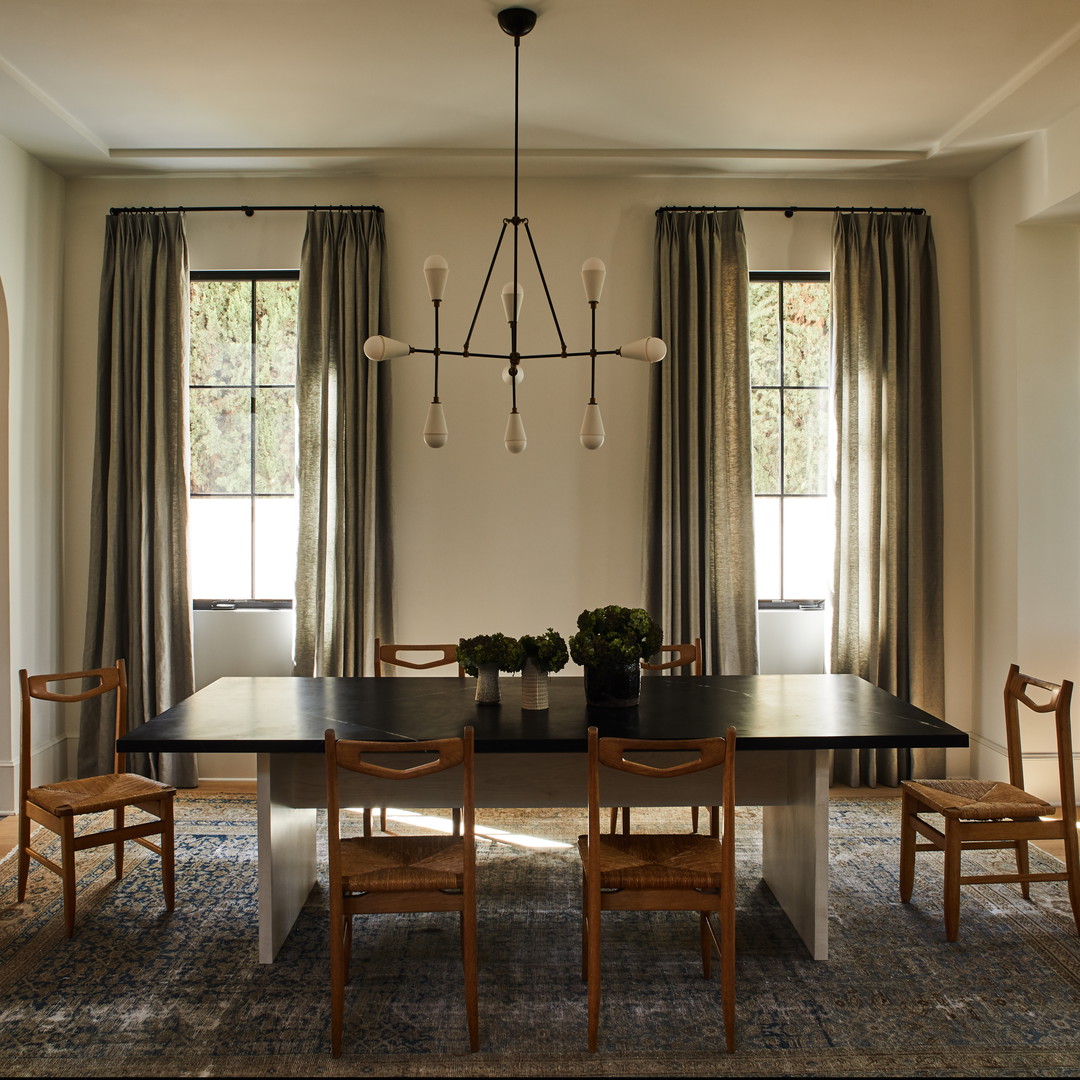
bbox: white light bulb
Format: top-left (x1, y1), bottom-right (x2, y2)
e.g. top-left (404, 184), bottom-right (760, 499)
top-left (423, 255), bottom-right (449, 302)
top-left (423, 400), bottom-right (448, 448)
top-left (501, 364), bottom-right (525, 386)
top-left (504, 409), bottom-right (527, 454)
top-left (501, 281), bottom-right (524, 323)
top-left (581, 257), bottom-right (607, 303)
top-left (579, 401), bottom-right (605, 450)
top-left (364, 336), bottom-right (412, 361)
top-left (618, 337), bottom-right (667, 363)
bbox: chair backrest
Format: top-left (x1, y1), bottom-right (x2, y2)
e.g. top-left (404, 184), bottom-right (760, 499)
top-left (324, 727), bottom-right (476, 851)
top-left (1004, 664), bottom-right (1075, 808)
top-left (374, 638), bottom-right (464, 677)
top-left (19, 661), bottom-right (128, 791)
top-left (641, 638), bottom-right (703, 676)
top-left (587, 725), bottom-right (735, 844)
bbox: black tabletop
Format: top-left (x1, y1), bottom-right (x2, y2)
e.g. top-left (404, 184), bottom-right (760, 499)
top-left (117, 674), bottom-right (968, 755)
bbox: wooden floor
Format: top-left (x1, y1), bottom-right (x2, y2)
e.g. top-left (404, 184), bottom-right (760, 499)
top-left (0, 782), bottom-right (1072, 861)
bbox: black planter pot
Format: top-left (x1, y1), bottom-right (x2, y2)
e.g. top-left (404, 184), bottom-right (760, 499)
top-left (583, 663), bottom-right (641, 708)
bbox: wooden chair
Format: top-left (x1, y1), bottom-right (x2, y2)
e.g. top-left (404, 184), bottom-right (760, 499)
top-left (324, 726), bottom-right (478, 1056)
top-left (17, 661), bottom-right (176, 937)
top-left (900, 664), bottom-right (1080, 941)
top-left (371, 639), bottom-right (464, 836)
top-left (580, 725), bottom-right (736, 1053)
top-left (610, 638), bottom-right (706, 834)
top-left (374, 639), bottom-right (464, 678)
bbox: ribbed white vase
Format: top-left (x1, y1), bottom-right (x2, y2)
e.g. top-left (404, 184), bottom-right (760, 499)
top-left (521, 659), bottom-right (550, 710)
top-left (474, 662), bottom-right (501, 704)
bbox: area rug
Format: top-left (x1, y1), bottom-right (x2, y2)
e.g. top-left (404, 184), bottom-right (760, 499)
top-left (0, 794), bottom-right (1078, 1077)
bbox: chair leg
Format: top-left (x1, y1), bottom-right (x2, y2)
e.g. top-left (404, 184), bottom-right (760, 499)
top-left (60, 816), bottom-right (77, 938)
top-left (580, 871), bottom-right (589, 982)
top-left (691, 806), bottom-right (700, 833)
top-left (1061, 818), bottom-right (1080, 936)
top-left (160, 798), bottom-right (176, 911)
top-left (899, 789), bottom-right (916, 903)
top-left (943, 819), bottom-right (962, 942)
top-left (620, 807), bottom-right (630, 836)
top-left (362, 809), bottom-right (373, 837)
top-left (461, 905), bottom-right (479, 1051)
top-left (586, 880), bottom-right (602, 1053)
top-left (378, 807), bottom-right (387, 833)
top-left (700, 911), bottom-right (712, 979)
top-left (16, 809), bottom-right (30, 903)
top-left (330, 912), bottom-right (347, 1057)
top-left (113, 807), bottom-right (125, 880)
top-left (1013, 838), bottom-right (1031, 900)
top-left (721, 904), bottom-right (736, 1054)
top-left (452, 808), bottom-right (462, 837)
top-left (608, 807), bottom-right (618, 833)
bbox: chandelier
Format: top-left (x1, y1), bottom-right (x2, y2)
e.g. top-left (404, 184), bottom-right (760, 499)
top-left (363, 6), bottom-right (666, 454)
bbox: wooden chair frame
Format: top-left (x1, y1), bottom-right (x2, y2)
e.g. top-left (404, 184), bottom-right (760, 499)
top-left (612, 639), bottom-right (707, 834)
top-left (371, 638), bottom-right (465, 836)
top-left (17, 661), bottom-right (175, 937)
top-left (325, 727), bottom-right (478, 1056)
top-left (900, 664), bottom-right (1080, 941)
top-left (582, 725), bottom-right (736, 1053)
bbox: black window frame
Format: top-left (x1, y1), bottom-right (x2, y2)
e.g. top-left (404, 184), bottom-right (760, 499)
top-left (188, 269), bottom-right (300, 611)
top-left (749, 270), bottom-right (830, 612)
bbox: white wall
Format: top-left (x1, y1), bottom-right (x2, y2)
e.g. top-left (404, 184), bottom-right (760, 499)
top-left (59, 171), bottom-right (975, 783)
top-left (970, 103), bottom-right (1080, 800)
top-left (0, 133), bottom-right (65, 812)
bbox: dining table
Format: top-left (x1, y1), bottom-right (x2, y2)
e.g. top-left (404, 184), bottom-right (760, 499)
top-left (118, 673), bottom-right (968, 962)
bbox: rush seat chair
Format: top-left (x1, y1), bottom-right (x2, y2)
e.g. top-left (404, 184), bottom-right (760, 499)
top-left (17, 661), bottom-right (176, 937)
top-left (899, 664), bottom-right (1080, 941)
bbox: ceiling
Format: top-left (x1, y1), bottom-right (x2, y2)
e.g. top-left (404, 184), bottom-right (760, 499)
top-left (2, 0), bottom-right (1080, 180)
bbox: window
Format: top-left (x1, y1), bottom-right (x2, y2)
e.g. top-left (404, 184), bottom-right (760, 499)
top-left (749, 273), bottom-right (831, 605)
top-left (188, 272), bottom-right (299, 606)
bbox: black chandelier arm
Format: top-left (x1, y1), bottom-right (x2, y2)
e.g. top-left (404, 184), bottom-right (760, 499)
top-left (463, 220), bottom-right (512, 354)
top-left (522, 221), bottom-right (568, 354)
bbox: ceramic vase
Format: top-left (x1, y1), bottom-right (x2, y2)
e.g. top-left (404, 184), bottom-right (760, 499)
top-left (521, 659), bottom-right (550, 710)
top-left (474, 662), bottom-right (501, 704)
top-left (583, 662), bottom-right (641, 707)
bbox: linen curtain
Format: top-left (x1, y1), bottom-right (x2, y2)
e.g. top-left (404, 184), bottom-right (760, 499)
top-left (830, 211), bottom-right (945, 785)
top-left (80, 212), bottom-right (197, 786)
top-left (293, 210), bottom-right (392, 677)
top-left (645, 210), bottom-right (758, 675)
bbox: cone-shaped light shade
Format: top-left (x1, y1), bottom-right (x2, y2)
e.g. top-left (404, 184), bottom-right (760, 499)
top-left (501, 364), bottom-right (525, 385)
top-left (364, 335), bottom-right (412, 361)
top-left (504, 409), bottom-right (527, 454)
top-left (423, 255), bottom-right (449, 301)
top-left (618, 336), bottom-right (667, 363)
top-left (423, 400), bottom-right (448, 448)
top-left (581, 258), bottom-right (607, 303)
top-left (579, 401), bottom-right (605, 450)
top-left (501, 282), bottom-right (524, 323)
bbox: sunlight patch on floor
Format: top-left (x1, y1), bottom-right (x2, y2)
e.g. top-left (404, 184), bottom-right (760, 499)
top-left (357, 808), bottom-right (572, 850)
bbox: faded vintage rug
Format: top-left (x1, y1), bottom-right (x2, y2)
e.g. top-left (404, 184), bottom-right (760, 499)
top-left (0, 794), bottom-right (1078, 1077)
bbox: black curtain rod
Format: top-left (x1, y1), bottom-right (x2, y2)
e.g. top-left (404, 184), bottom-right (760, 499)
top-left (656, 205), bottom-right (925, 217)
top-left (109, 204), bottom-right (383, 216)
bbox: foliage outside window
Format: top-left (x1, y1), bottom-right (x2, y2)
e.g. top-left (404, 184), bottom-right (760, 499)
top-left (188, 273), bottom-right (299, 604)
top-left (749, 274), bottom-right (831, 604)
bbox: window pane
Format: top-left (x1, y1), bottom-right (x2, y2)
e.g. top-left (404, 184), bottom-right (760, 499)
top-left (255, 388), bottom-right (296, 494)
top-left (189, 498), bottom-right (252, 598)
top-left (783, 387), bottom-right (829, 495)
top-left (254, 498), bottom-right (298, 599)
top-left (752, 388), bottom-right (780, 494)
top-left (749, 281), bottom-right (779, 386)
top-left (256, 280), bottom-right (299, 385)
top-left (753, 497), bottom-right (781, 599)
top-left (783, 281), bottom-right (830, 387)
top-left (190, 281), bottom-right (252, 386)
top-left (782, 497), bottom-right (831, 600)
top-left (190, 388), bottom-right (252, 495)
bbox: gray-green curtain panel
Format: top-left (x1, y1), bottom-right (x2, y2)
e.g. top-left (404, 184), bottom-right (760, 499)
top-left (293, 209), bottom-right (392, 677)
top-left (80, 212), bottom-right (197, 787)
top-left (830, 211), bottom-right (945, 785)
top-left (645, 210), bottom-right (758, 675)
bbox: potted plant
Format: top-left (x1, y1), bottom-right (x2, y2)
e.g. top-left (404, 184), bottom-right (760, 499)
top-left (457, 633), bottom-right (525, 704)
top-left (518, 628), bottom-right (569, 710)
top-left (568, 605), bottom-right (663, 707)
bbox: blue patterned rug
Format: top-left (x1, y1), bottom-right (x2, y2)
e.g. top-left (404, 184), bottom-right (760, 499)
top-left (0, 793), bottom-right (1078, 1077)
